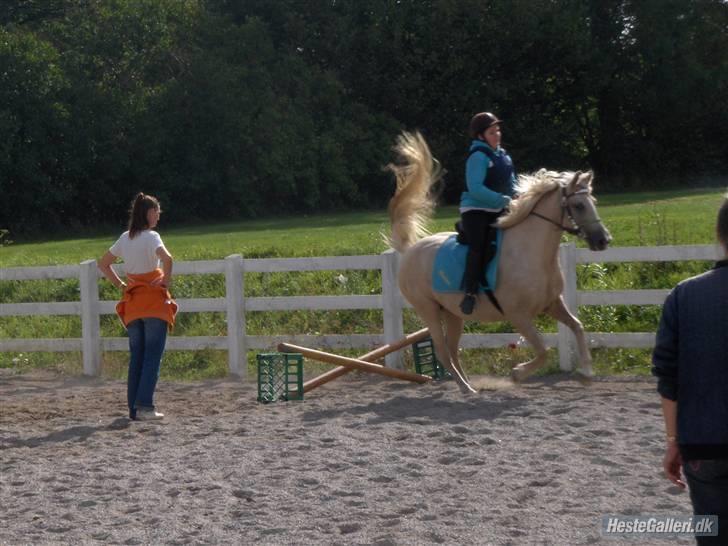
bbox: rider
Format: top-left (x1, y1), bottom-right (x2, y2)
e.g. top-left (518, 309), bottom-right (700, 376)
top-left (458, 112), bottom-right (518, 315)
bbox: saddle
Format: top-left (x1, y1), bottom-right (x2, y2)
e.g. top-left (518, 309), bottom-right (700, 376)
top-left (432, 231), bottom-right (503, 293)
top-left (454, 220), bottom-right (499, 286)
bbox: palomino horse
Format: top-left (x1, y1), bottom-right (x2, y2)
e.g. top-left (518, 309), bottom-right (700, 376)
top-left (387, 132), bottom-right (612, 394)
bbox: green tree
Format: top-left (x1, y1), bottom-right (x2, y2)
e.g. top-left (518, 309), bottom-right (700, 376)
top-left (0, 27), bottom-right (70, 231)
top-left (2, 0), bottom-right (727, 235)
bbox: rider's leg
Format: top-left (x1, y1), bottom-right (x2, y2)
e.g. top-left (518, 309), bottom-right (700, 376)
top-left (479, 211), bottom-right (503, 286)
top-left (460, 210), bottom-right (491, 314)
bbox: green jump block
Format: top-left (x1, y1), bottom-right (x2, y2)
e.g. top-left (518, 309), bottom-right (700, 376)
top-left (412, 337), bottom-right (451, 380)
top-left (256, 352), bottom-right (304, 403)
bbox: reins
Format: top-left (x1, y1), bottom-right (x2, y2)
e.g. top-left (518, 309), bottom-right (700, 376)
top-left (487, 181), bottom-right (603, 316)
top-left (528, 186), bottom-right (602, 239)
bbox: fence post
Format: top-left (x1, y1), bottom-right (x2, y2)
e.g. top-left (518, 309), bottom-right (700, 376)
top-left (381, 249), bottom-right (405, 369)
top-left (80, 259), bottom-right (101, 376)
top-left (225, 254), bottom-right (246, 379)
top-left (558, 242), bottom-right (578, 371)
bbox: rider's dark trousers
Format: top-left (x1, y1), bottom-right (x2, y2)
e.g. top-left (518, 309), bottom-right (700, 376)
top-left (460, 209), bottom-right (500, 295)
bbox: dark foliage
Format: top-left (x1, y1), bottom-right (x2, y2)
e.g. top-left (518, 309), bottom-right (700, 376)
top-left (1, 0), bottom-right (726, 235)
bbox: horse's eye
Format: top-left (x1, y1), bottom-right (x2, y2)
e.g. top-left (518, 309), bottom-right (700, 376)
top-left (574, 203), bottom-right (585, 212)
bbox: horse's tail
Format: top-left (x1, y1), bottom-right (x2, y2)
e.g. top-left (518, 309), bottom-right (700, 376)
top-left (386, 131), bottom-right (442, 253)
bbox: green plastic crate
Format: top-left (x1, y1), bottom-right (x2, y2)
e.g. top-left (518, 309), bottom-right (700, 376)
top-left (412, 337), bottom-right (452, 380)
top-left (257, 352), bottom-right (304, 403)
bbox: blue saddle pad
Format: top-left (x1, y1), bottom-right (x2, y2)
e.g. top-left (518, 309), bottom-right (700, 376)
top-left (432, 231), bottom-right (503, 294)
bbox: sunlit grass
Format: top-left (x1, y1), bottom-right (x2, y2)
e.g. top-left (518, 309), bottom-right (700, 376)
top-left (3, 187), bottom-right (723, 267)
top-left (1, 187), bottom-right (726, 379)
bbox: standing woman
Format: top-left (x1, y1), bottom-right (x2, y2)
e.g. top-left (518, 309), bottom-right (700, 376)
top-left (98, 193), bottom-right (177, 421)
top-left (458, 112), bottom-right (518, 315)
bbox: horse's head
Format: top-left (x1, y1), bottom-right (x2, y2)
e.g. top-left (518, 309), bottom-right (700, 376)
top-left (563, 171), bottom-right (612, 251)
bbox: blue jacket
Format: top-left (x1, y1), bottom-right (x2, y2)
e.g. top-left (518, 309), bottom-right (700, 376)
top-left (459, 140), bottom-right (517, 211)
top-left (652, 259), bottom-right (728, 460)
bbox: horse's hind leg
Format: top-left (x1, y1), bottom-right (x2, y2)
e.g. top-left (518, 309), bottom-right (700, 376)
top-left (509, 318), bottom-right (549, 383)
top-left (545, 296), bottom-right (593, 381)
top-left (416, 302), bottom-right (476, 394)
top-left (442, 311), bottom-right (467, 382)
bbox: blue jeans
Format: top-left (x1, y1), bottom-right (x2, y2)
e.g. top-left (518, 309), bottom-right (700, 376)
top-left (684, 459), bottom-right (728, 545)
top-left (126, 318), bottom-right (168, 419)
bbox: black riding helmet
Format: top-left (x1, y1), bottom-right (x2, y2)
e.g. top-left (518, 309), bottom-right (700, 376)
top-left (468, 112), bottom-right (503, 139)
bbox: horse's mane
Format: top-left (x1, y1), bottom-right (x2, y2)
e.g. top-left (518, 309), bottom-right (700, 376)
top-left (497, 169), bottom-right (576, 229)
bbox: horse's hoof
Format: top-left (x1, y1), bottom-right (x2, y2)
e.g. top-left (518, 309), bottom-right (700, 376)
top-left (510, 368), bottom-right (524, 384)
top-left (573, 371), bottom-right (593, 386)
top-left (458, 383), bottom-right (477, 395)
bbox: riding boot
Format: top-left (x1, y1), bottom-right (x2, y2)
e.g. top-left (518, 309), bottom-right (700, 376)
top-left (460, 292), bottom-right (477, 315)
top-left (460, 248), bottom-right (484, 315)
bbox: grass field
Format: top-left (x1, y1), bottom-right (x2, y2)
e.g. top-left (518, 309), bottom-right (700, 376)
top-left (1, 186), bottom-right (726, 379)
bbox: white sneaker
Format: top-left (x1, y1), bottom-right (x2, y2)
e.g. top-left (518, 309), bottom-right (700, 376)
top-left (135, 408), bottom-right (165, 421)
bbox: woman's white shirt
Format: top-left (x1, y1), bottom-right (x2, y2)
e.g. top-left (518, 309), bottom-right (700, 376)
top-left (109, 230), bottom-right (167, 274)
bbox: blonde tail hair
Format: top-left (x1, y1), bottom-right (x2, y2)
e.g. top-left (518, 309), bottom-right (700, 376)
top-left (386, 132), bottom-right (441, 252)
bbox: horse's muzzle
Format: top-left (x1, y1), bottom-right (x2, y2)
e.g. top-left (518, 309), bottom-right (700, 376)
top-left (588, 229), bottom-right (612, 251)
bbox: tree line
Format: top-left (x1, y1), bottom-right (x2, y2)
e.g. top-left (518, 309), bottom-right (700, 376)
top-left (1, 0), bottom-right (727, 236)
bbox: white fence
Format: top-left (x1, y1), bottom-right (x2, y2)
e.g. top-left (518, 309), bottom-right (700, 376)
top-left (0, 243), bottom-right (723, 379)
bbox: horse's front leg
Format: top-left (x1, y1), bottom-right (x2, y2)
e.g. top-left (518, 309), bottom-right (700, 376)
top-left (544, 296), bottom-right (593, 382)
top-left (509, 318), bottom-right (549, 383)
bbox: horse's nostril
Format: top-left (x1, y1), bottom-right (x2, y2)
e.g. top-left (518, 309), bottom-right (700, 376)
top-left (593, 237), bottom-right (609, 250)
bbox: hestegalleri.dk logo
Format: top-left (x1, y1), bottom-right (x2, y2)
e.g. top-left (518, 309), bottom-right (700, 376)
top-left (601, 515), bottom-right (718, 537)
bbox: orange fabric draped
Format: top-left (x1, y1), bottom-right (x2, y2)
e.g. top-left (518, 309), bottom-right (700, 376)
top-left (115, 268), bottom-right (178, 330)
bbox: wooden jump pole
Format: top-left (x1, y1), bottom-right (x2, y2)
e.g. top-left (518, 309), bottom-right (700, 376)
top-left (282, 327), bottom-right (431, 394)
top-left (277, 342), bottom-right (432, 385)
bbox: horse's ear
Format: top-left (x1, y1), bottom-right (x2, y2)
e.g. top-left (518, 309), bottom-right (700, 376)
top-left (583, 171), bottom-right (594, 190)
top-left (567, 171), bottom-right (582, 190)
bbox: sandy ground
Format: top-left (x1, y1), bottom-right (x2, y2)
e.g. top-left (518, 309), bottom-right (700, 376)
top-left (0, 368), bottom-right (697, 545)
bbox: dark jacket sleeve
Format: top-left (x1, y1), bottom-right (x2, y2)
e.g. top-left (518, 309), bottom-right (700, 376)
top-left (651, 287), bottom-right (679, 401)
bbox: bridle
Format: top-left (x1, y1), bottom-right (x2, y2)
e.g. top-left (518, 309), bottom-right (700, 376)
top-left (529, 185), bottom-right (603, 239)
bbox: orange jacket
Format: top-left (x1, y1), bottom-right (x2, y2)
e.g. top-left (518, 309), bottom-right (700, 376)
top-left (115, 268), bottom-right (178, 330)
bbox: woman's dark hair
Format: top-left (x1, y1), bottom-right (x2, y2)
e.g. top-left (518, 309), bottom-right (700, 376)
top-left (717, 194), bottom-right (728, 248)
top-left (128, 192), bottom-right (160, 239)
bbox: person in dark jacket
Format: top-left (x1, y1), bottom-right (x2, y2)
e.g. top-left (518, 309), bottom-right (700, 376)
top-left (458, 112), bottom-right (518, 315)
top-left (652, 196), bottom-right (728, 545)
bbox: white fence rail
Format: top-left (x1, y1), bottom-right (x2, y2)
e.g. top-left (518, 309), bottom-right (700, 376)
top-left (0, 244), bottom-right (723, 378)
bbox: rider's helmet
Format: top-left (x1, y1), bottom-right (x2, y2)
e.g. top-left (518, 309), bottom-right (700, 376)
top-left (468, 112), bottom-right (503, 139)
